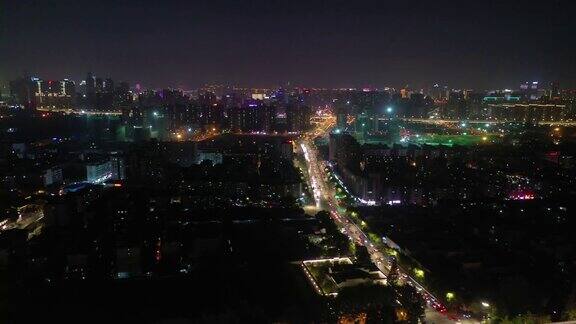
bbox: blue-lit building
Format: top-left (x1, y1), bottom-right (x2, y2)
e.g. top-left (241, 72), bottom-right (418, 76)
top-left (86, 161), bottom-right (113, 183)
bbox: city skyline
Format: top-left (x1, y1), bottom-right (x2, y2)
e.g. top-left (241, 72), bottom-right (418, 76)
top-left (2, 0), bottom-right (576, 89)
top-left (3, 1), bottom-right (576, 323)
top-left (3, 72), bottom-right (569, 93)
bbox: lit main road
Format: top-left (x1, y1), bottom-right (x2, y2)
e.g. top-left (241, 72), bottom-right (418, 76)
top-left (36, 107), bottom-right (122, 116)
top-left (398, 117), bottom-right (576, 126)
top-left (1, 203), bottom-right (45, 239)
top-left (298, 127), bottom-right (475, 323)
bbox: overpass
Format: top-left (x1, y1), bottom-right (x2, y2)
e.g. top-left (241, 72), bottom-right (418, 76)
top-left (391, 117), bottom-right (576, 126)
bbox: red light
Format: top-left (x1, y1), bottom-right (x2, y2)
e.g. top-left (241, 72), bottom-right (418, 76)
top-left (509, 189), bottom-right (535, 200)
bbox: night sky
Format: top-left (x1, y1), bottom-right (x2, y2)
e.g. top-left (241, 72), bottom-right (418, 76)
top-left (1, 0), bottom-right (575, 89)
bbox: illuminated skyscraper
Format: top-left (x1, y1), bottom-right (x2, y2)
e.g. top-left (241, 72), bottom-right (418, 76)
top-left (549, 81), bottom-right (560, 100)
top-left (86, 72), bottom-right (95, 95)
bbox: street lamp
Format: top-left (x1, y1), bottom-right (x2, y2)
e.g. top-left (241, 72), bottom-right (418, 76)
top-left (386, 107), bottom-right (393, 113)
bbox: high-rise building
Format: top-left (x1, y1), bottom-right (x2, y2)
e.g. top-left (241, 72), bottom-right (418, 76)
top-left (115, 81), bottom-right (132, 108)
top-left (520, 81), bottom-right (544, 100)
top-left (86, 72), bottom-right (95, 95)
top-left (406, 93), bottom-right (433, 118)
top-left (229, 101), bottom-right (276, 133)
top-left (95, 78), bottom-right (104, 93)
top-left (9, 75), bottom-right (38, 109)
top-left (549, 81), bottom-right (560, 100)
top-left (86, 161), bottom-right (113, 183)
top-left (201, 103), bottom-right (224, 127)
top-left (446, 90), bottom-right (468, 119)
top-left (82, 73), bottom-right (117, 110)
top-left (110, 154), bottom-right (126, 180)
top-left (257, 104), bottom-right (276, 133)
top-left (61, 79), bottom-right (75, 96)
top-left (334, 99), bottom-right (349, 131)
top-left (104, 78), bottom-right (114, 94)
top-left (12, 77), bottom-right (76, 110)
top-left (328, 133), bottom-right (362, 168)
top-left (286, 103), bottom-right (311, 133)
top-left (44, 167), bottom-right (63, 187)
top-left (85, 72), bottom-right (96, 109)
